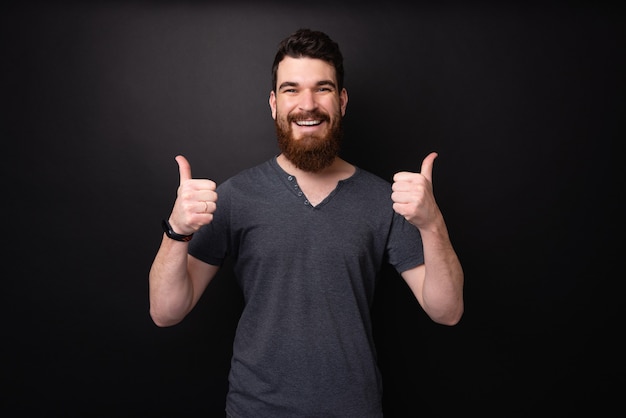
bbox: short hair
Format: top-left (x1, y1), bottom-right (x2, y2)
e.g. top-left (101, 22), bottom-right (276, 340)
top-left (271, 28), bottom-right (345, 92)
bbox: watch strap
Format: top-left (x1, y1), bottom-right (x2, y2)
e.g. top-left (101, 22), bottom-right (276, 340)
top-left (161, 219), bottom-right (193, 242)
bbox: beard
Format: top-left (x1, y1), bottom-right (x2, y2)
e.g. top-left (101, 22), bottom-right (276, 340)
top-left (275, 109), bottom-right (343, 173)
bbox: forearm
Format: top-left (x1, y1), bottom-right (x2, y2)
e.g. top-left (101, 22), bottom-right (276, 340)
top-left (149, 234), bottom-right (195, 327)
top-left (420, 218), bottom-right (464, 325)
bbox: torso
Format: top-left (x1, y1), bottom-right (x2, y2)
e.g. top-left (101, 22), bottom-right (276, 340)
top-left (188, 156), bottom-right (425, 417)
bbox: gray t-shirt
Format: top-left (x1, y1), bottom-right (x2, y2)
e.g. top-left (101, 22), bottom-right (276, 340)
top-left (189, 156), bottom-right (424, 418)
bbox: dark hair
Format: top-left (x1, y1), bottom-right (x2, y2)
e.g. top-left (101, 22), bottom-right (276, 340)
top-left (271, 28), bottom-right (344, 92)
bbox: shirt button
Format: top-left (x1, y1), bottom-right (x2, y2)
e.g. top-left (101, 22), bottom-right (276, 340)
top-left (287, 176), bottom-right (294, 181)
top-left (304, 200), bottom-right (310, 205)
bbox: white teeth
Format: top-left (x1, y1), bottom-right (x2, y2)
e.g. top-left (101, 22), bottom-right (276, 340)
top-left (295, 120), bottom-right (321, 126)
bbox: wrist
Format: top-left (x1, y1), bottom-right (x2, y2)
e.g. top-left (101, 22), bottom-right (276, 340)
top-left (161, 219), bottom-right (194, 242)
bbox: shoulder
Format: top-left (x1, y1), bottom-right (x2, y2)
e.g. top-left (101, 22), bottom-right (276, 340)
top-left (351, 167), bottom-right (392, 191)
top-left (219, 158), bottom-right (276, 190)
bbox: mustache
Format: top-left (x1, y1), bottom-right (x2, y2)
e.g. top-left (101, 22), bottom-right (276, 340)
top-left (288, 110), bottom-right (330, 123)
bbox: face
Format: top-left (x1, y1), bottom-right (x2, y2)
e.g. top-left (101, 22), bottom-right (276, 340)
top-left (269, 56), bottom-right (348, 172)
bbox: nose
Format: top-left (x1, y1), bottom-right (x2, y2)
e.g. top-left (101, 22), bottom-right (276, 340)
top-left (298, 89), bottom-right (318, 112)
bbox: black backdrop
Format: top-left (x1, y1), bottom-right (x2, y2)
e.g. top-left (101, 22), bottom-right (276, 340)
top-left (3, 1), bottom-right (624, 417)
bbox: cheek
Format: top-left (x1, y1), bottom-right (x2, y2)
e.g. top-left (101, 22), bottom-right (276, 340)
top-left (274, 103), bottom-right (290, 120)
top-left (324, 98), bottom-right (342, 115)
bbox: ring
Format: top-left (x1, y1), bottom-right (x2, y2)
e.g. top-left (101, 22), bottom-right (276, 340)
top-left (203, 201), bottom-right (209, 213)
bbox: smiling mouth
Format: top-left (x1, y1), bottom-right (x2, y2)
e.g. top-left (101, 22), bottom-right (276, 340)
top-left (295, 120), bottom-right (322, 126)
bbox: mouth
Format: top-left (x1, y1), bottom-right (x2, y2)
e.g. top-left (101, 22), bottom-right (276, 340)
top-left (294, 119), bottom-right (323, 127)
top-left (289, 111), bottom-right (328, 129)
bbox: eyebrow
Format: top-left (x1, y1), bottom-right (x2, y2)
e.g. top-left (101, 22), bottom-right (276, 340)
top-left (278, 80), bottom-right (337, 90)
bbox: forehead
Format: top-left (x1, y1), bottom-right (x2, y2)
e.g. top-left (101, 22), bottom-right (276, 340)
top-left (276, 56), bottom-right (337, 85)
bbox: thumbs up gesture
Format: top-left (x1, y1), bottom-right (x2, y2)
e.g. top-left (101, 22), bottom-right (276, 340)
top-left (168, 155), bottom-right (218, 236)
top-left (391, 152), bottom-right (441, 229)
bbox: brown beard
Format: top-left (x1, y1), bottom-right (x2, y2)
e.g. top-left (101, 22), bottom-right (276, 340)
top-left (275, 110), bottom-right (343, 172)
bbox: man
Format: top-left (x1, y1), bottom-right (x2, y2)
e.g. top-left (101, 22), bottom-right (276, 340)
top-left (149, 28), bottom-right (463, 417)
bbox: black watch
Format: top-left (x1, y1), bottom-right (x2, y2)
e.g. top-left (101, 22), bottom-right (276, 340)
top-left (161, 219), bottom-right (194, 242)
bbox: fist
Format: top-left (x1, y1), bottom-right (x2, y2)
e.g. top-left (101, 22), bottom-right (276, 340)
top-left (168, 155), bottom-right (218, 235)
top-left (391, 152), bottom-right (440, 229)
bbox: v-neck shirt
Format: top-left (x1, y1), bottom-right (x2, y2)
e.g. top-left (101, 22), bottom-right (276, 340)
top-left (189, 155), bottom-right (424, 417)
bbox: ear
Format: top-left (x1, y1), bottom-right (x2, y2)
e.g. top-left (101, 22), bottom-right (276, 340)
top-left (340, 88), bottom-right (348, 116)
top-left (269, 90), bottom-right (277, 120)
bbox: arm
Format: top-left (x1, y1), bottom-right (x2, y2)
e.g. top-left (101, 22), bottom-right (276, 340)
top-left (149, 155), bottom-right (220, 327)
top-left (392, 152), bottom-right (464, 325)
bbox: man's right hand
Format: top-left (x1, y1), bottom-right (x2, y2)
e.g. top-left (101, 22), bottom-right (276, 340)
top-left (167, 155), bottom-right (218, 236)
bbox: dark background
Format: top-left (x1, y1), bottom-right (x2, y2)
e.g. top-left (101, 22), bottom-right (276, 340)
top-left (3, 1), bottom-right (624, 417)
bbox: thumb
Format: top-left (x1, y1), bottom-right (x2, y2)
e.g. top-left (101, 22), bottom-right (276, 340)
top-left (175, 154), bottom-right (192, 184)
top-left (420, 152), bottom-right (438, 183)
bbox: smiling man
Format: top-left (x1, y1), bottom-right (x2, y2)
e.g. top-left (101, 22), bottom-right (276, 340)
top-left (149, 28), bottom-right (464, 418)
top-left (272, 55), bottom-right (347, 174)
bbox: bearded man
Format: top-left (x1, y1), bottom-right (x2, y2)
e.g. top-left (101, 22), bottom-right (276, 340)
top-left (149, 28), bottom-right (464, 418)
